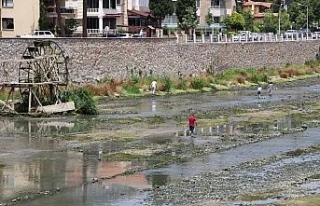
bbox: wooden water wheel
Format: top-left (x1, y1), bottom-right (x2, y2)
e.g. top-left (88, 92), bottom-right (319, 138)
top-left (0, 40), bottom-right (74, 114)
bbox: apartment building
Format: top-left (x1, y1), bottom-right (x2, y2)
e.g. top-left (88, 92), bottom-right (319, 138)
top-left (1, 0), bottom-right (39, 37)
top-left (64, 0), bottom-right (156, 35)
top-left (162, 0), bottom-right (236, 30)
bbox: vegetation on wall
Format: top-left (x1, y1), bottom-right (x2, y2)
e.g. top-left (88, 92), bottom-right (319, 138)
top-left (80, 60), bottom-right (320, 98)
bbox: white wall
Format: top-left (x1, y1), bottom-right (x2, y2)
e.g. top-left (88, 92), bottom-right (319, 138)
top-left (1, 0), bottom-right (40, 37)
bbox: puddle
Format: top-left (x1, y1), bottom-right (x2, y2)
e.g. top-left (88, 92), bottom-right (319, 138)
top-left (232, 198), bottom-right (281, 205)
top-left (0, 84), bottom-right (319, 205)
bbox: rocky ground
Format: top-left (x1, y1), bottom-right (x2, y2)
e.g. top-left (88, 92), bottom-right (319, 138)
top-left (4, 76), bottom-right (320, 206)
top-left (139, 78), bottom-right (320, 205)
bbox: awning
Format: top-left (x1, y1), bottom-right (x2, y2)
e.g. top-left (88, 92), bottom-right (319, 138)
top-left (148, 25), bottom-right (155, 30)
top-left (128, 10), bottom-right (153, 18)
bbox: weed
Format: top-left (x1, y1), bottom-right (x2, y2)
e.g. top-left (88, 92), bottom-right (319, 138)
top-left (66, 88), bottom-right (98, 115)
top-left (159, 76), bottom-right (174, 92)
top-left (122, 84), bottom-right (141, 94)
top-left (191, 78), bottom-right (206, 89)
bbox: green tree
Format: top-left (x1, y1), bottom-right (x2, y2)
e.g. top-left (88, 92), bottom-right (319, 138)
top-left (230, 12), bottom-right (245, 31)
top-left (176, 0), bottom-right (196, 30)
top-left (205, 9), bottom-right (213, 35)
top-left (39, 0), bottom-right (53, 31)
top-left (280, 11), bottom-right (291, 31)
top-left (64, 18), bottom-right (78, 37)
top-left (241, 10), bottom-right (254, 31)
top-left (181, 6), bottom-right (198, 35)
top-left (262, 12), bottom-right (277, 33)
top-left (149, 0), bottom-right (174, 24)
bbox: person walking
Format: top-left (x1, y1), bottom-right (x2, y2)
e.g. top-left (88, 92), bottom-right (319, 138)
top-left (188, 113), bottom-right (197, 137)
top-left (257, 85), bottom-right (262, 99)
top-left (268, 82), bottom-right (273, 97)
top-left (150, 80), bottom-right (157, 96)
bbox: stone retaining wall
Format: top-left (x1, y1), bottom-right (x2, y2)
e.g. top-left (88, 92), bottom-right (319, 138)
top-left (0, 38), bottom-right (319, 84)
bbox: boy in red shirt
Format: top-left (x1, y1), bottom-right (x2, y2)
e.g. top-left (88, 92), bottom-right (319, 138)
top-left (188, 114), bottom-right (197, 137)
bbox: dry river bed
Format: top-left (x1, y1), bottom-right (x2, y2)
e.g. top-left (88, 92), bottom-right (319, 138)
top-left (2, 77), bottom-right (320, 206)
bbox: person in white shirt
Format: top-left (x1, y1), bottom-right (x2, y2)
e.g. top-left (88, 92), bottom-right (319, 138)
top-left (150, 80), bottom-right (157, 96)
top-left (268, 82), bottom-right (273, 97)
top-left (257, 85), bottom-right (262, 98)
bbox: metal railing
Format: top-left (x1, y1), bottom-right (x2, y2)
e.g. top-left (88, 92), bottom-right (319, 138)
top-left (179, 33), bottom-right (320, 44)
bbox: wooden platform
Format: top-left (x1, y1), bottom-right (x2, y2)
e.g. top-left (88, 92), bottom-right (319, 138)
top-left (36, 101), bottom-right (75, 114)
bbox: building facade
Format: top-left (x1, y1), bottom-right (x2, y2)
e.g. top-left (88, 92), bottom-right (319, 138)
top-left (1, 0), bottom-right (40, 37)
top-left (162, 0), bottom-right (236, 30)
top-left (64, 0), bottom-right (156, 36)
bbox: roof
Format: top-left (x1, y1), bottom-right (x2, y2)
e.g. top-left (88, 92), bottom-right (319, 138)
top-left (128, 10), bottom-right (153, 18)
top-left (243, 1), bottom-right (272, 8)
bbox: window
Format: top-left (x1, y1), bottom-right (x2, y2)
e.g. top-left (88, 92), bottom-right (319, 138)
top-left (2, 18), bottom-right (14, 30)
top-left (196, 0), bottom-right (200, 8)
top-left (103, 0), bottom-right (116, 9)
top-left (116, 0), bottom-right (121, 6)
top-left (213, 17), bottom-right (220, 24)
top-left (211, 0), bottom-right (220, 8)
top-left (2, 0), bottom-right (13, 7)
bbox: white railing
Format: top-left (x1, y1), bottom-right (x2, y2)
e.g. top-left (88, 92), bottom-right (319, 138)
top-left (87, 8), bottom-right (99, 13)
top-left (181, 33), bottom-right (320, 44)
top-left (87, 29), bottom-right (101, 34)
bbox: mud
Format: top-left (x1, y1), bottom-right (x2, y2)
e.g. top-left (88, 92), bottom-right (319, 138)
top-left (1, 77), bottom-right (320, 205)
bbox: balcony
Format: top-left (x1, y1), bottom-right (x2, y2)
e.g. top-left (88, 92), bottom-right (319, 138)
top-left (87, 8), bottom-right (120, 17)
top-left (46, 7), bottom-right (76, 16)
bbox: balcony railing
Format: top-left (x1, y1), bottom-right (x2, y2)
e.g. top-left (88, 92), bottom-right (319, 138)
top-left (87, 8), bottom-right (99, 13)
top-left (46, 7), bottom-right (76, 14)
top-left (87, 8), bottom-right (118, 15)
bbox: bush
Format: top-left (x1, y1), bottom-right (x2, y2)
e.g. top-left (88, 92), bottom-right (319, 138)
top-left (176, 79), bottom-right (188, 90)
top-left (159, 76), bottom-right (173, 92)
top-left (122, 84), bottom-right (141, 94)
top-left (305, 59), bottom-right (320, 68)
top-left (191, 78), bottom-right (206, 89)
top-left (65, 88), bottom-right (98, 115)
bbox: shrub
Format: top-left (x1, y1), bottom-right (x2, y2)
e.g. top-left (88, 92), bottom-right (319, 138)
top-left (279, 72), bottom-right (289, 78)
top-left (66, 88), bottom-right (98, 115)
top-left (236, 75), bottom-right (246, 84)
top-left (305, 59), bottom-right (320, 68)
top-left (191, 78), bottom-right (206, 89)
top-left (122, 84), bottom-right (141, 94)
top-left (159, 76), bottom-right (173, 92)
top-left (176, 79), bottom-right (188, 90)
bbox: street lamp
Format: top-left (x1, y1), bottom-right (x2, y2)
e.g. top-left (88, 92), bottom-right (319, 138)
top-left (297, 2), bottom-right (309, 39)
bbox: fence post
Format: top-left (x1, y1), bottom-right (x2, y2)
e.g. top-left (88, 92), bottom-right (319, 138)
top-left (210, 34), bottom-right (213, 43)
top-left (193, 33), bottom-right (196, 43)
top-left (202, 34), bottom-right (205, 43)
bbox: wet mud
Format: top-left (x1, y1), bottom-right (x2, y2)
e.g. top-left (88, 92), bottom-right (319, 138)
top-left (1, 78), bottom-right (320, 205)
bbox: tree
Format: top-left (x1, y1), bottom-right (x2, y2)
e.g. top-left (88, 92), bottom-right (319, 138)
top-left (176, 0), bottom-right (196, 30)
top-left (149, 0), bottom-right (174, 25)
top-left (241, 11), bottom-right (254, 31)
top-left (205, 9), bottom-right (213, 35)
top-left (65, 18), bottom-right (78, 37)
top-left (55, 0), bottom-right (65, 37)
top-left (229, 12), bottom-right (245, 31)
top-left (82, 0), bottom-right (88, 37)
top-left (39, 0), bottom-right (53, 31)
top-left (262, 12), bottom-right (277, 33)
top-left (180, 6), bottom-right (198, 35)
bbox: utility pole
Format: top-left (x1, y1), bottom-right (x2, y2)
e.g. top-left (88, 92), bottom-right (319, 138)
top-left (82, 0), bottom-right (88, 37)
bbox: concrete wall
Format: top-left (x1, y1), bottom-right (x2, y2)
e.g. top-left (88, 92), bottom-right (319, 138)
top-left (0, 38), bottom-right (319, 84)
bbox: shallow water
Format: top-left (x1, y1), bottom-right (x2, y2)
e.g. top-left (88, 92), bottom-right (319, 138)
top-left (0, 84), bottom-right (319, 205)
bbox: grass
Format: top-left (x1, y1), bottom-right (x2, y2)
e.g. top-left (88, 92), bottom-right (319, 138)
top-left (277, 194), bottom-right (320, 206)
top-left (81, 61), bottom-right (320, 98)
